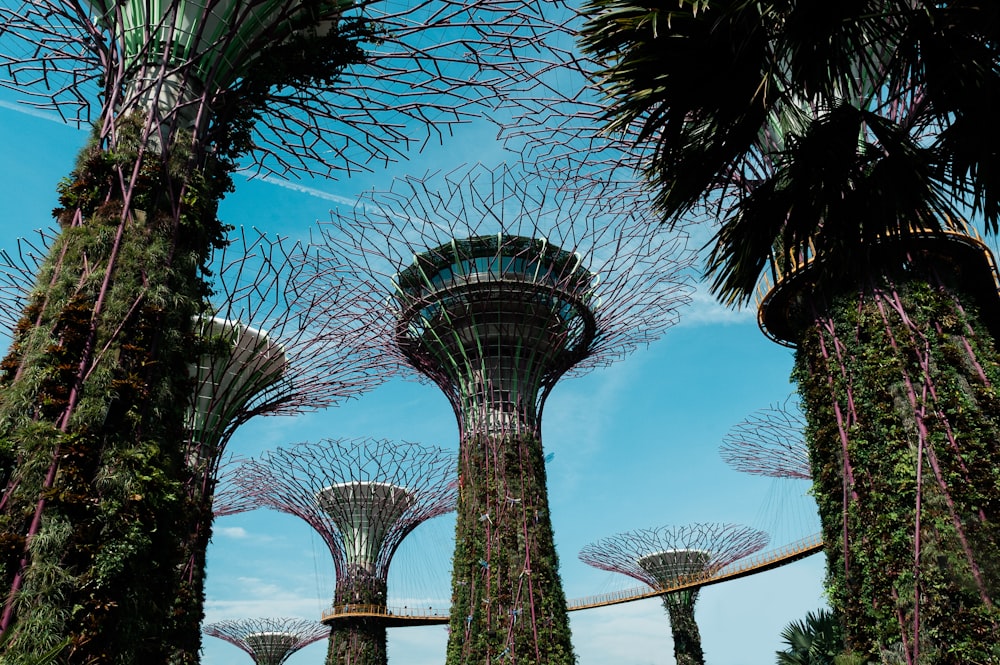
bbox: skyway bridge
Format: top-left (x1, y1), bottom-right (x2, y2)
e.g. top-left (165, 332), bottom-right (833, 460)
top-left (321, 533), bottom-right (824, 625)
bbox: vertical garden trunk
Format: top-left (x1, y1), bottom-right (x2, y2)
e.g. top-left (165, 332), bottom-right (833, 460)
top-left (326, 577), bottom-right (389, 665)
top-left (662, 590), bottom-right (705, 665)
top-left (794, 273), bottom-right (1000, 663)
top-left (0, 117), bottom-right (230, 663)
top-left (446, 432), bottom-right (574, 665)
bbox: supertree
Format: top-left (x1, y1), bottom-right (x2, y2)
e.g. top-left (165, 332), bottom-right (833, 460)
top-left (0, 1), bottom-right (558, 659)
top-left (0, 224), bottom-right (385, 659)
top-left (579, 523), bottom-right (769, 665)
top-left (203, 617), bottom-right (330, 665)
top-left (303, 162), bottom-right (694, 664)
top-left (229, 438), bottom-right (457, 665)
top-left (719, 398), bottom-right (810, 481)
top-left (758, 224), bottom-right (1000, 661)
top-left (178, 227), bottom-right (387, 656)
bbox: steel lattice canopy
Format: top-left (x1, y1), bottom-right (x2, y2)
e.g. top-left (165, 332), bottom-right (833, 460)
top-left (636, 549), bottom-right (712, 588)
top-left (315, 481), bottom-right (416, 573)
top-left (244, 631), bottom-right (299, 665)
top-left (187, 315), bottom-right (288, 447)
top-left (393, 235), bottom-right (600, 428)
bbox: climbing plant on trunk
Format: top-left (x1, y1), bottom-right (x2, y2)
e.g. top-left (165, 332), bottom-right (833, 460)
top-left (794, 265), bottom-right (1000, 662)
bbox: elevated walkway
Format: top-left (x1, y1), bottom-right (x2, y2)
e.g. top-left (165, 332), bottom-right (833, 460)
top-left (320, 533), bottom-right (824, 624)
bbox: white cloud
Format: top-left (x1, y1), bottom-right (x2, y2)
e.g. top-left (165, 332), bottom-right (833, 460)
top-left (677, 282), bottom-right (756, 328)
top-left (0, 100), bottom-right (68, 124)
top-left (237, 171), bottom-right (361, 205)
top-left (570, 600), bottom-right (674, 665)
top-left (214, 526), bottom-right (249, 539)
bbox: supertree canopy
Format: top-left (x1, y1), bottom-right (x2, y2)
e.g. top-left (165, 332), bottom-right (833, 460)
top-left (211, 455), bottom-right (257, 519)
top-left (0, 2), bottom-right (556, 659)
top-left (0, 0), bottom-right (561, 173)
top-left (203, 617), bottom-right (330, 665)
top-left (229, 438), bottom-right (457, 665)
top-left (719, 398), bottom-right (810, 481)
top-left (304, 162), bottom-right (694, 665)
top-left (579, 523), bottom-right (769, 665)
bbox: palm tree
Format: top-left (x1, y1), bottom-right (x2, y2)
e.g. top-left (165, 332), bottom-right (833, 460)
top-left (581, 2), bottom-right (1000, 662)
top-left (776, 609), bottom-right (843, 665)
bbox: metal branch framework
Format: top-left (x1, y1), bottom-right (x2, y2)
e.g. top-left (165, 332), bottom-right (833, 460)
top-left (580, 523), bottom-right (769, 665)
top-left (719, 398), bottom-right (811, 480)
top-left (212, 455), bottom-right (256, 518)
top-left (203, 617), bottom-right (330, 665)
top-left (0, 0), bottom-right (572, 177)
top-left (309, 163), bottom-right (695, 428)
top-left (0, 229), bottom-right (59, 338)
top-left (579, 523), bottom-right (771, 591)
top-left (234, 438), bottom-right (456, 584)
top-left (188, 226), bottom-right (387, 476)
top-left (303, 162), bottom-right (694, 665)
top-left (479, 7), bottom-right (651, 192)
top-left (229, 438), bottom-right (456, 665)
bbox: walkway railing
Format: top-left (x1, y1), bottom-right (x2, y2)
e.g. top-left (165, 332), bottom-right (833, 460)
top-left (321, 533), bottom-right (824, 622)
top-left (754, 220), bottom-right (1000, 310)
top-left (321, 603), bottom-right (451, 623)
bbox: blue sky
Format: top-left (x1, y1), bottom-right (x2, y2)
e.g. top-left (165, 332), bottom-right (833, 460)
top-left (0, 97), bottom-right (831, 664)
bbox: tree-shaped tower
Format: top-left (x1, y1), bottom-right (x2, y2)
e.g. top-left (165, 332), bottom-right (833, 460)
top-left (580, 524), bottom-right (769, 665)
top-left (719, 399), bottom-right (810, 481)
top-left (203, 617), bottom-right (330, 665)
top-left (305, 163), bottom-right (694, 664)
top-left (755, 222), bottom-right (1000, 659)
top-left (0, 227), bottom-right (385, 658)
top-left (0, 2), bottom-right (561, 660)
top-left (230, 438), bottom-right (457, 665)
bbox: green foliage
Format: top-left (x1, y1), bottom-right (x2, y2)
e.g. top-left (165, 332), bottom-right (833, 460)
top-left (662, 592), bottom-right (704, 665)
top-left (326, 578), bottom-right (389, 665)
top-left (446, 432), bottom-right (575, 665)
top-left (0, 116), bottom-right (223, 663)
top-left (794, 273), bottom-right (1000, 663)
top-left (776, 608), bottom-right (844, 665)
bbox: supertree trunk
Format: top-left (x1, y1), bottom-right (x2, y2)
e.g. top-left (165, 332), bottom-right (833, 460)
top-left (448, 431), bottom-right (573, 665)
top-left (326, 577), bottom-right (388, 665)
top-left (794, 273), bottom-right (1000, 663)
top-left (0, 118), bottom-right (231, 662)
top-left (662, 590), bottom-right (704, 665)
